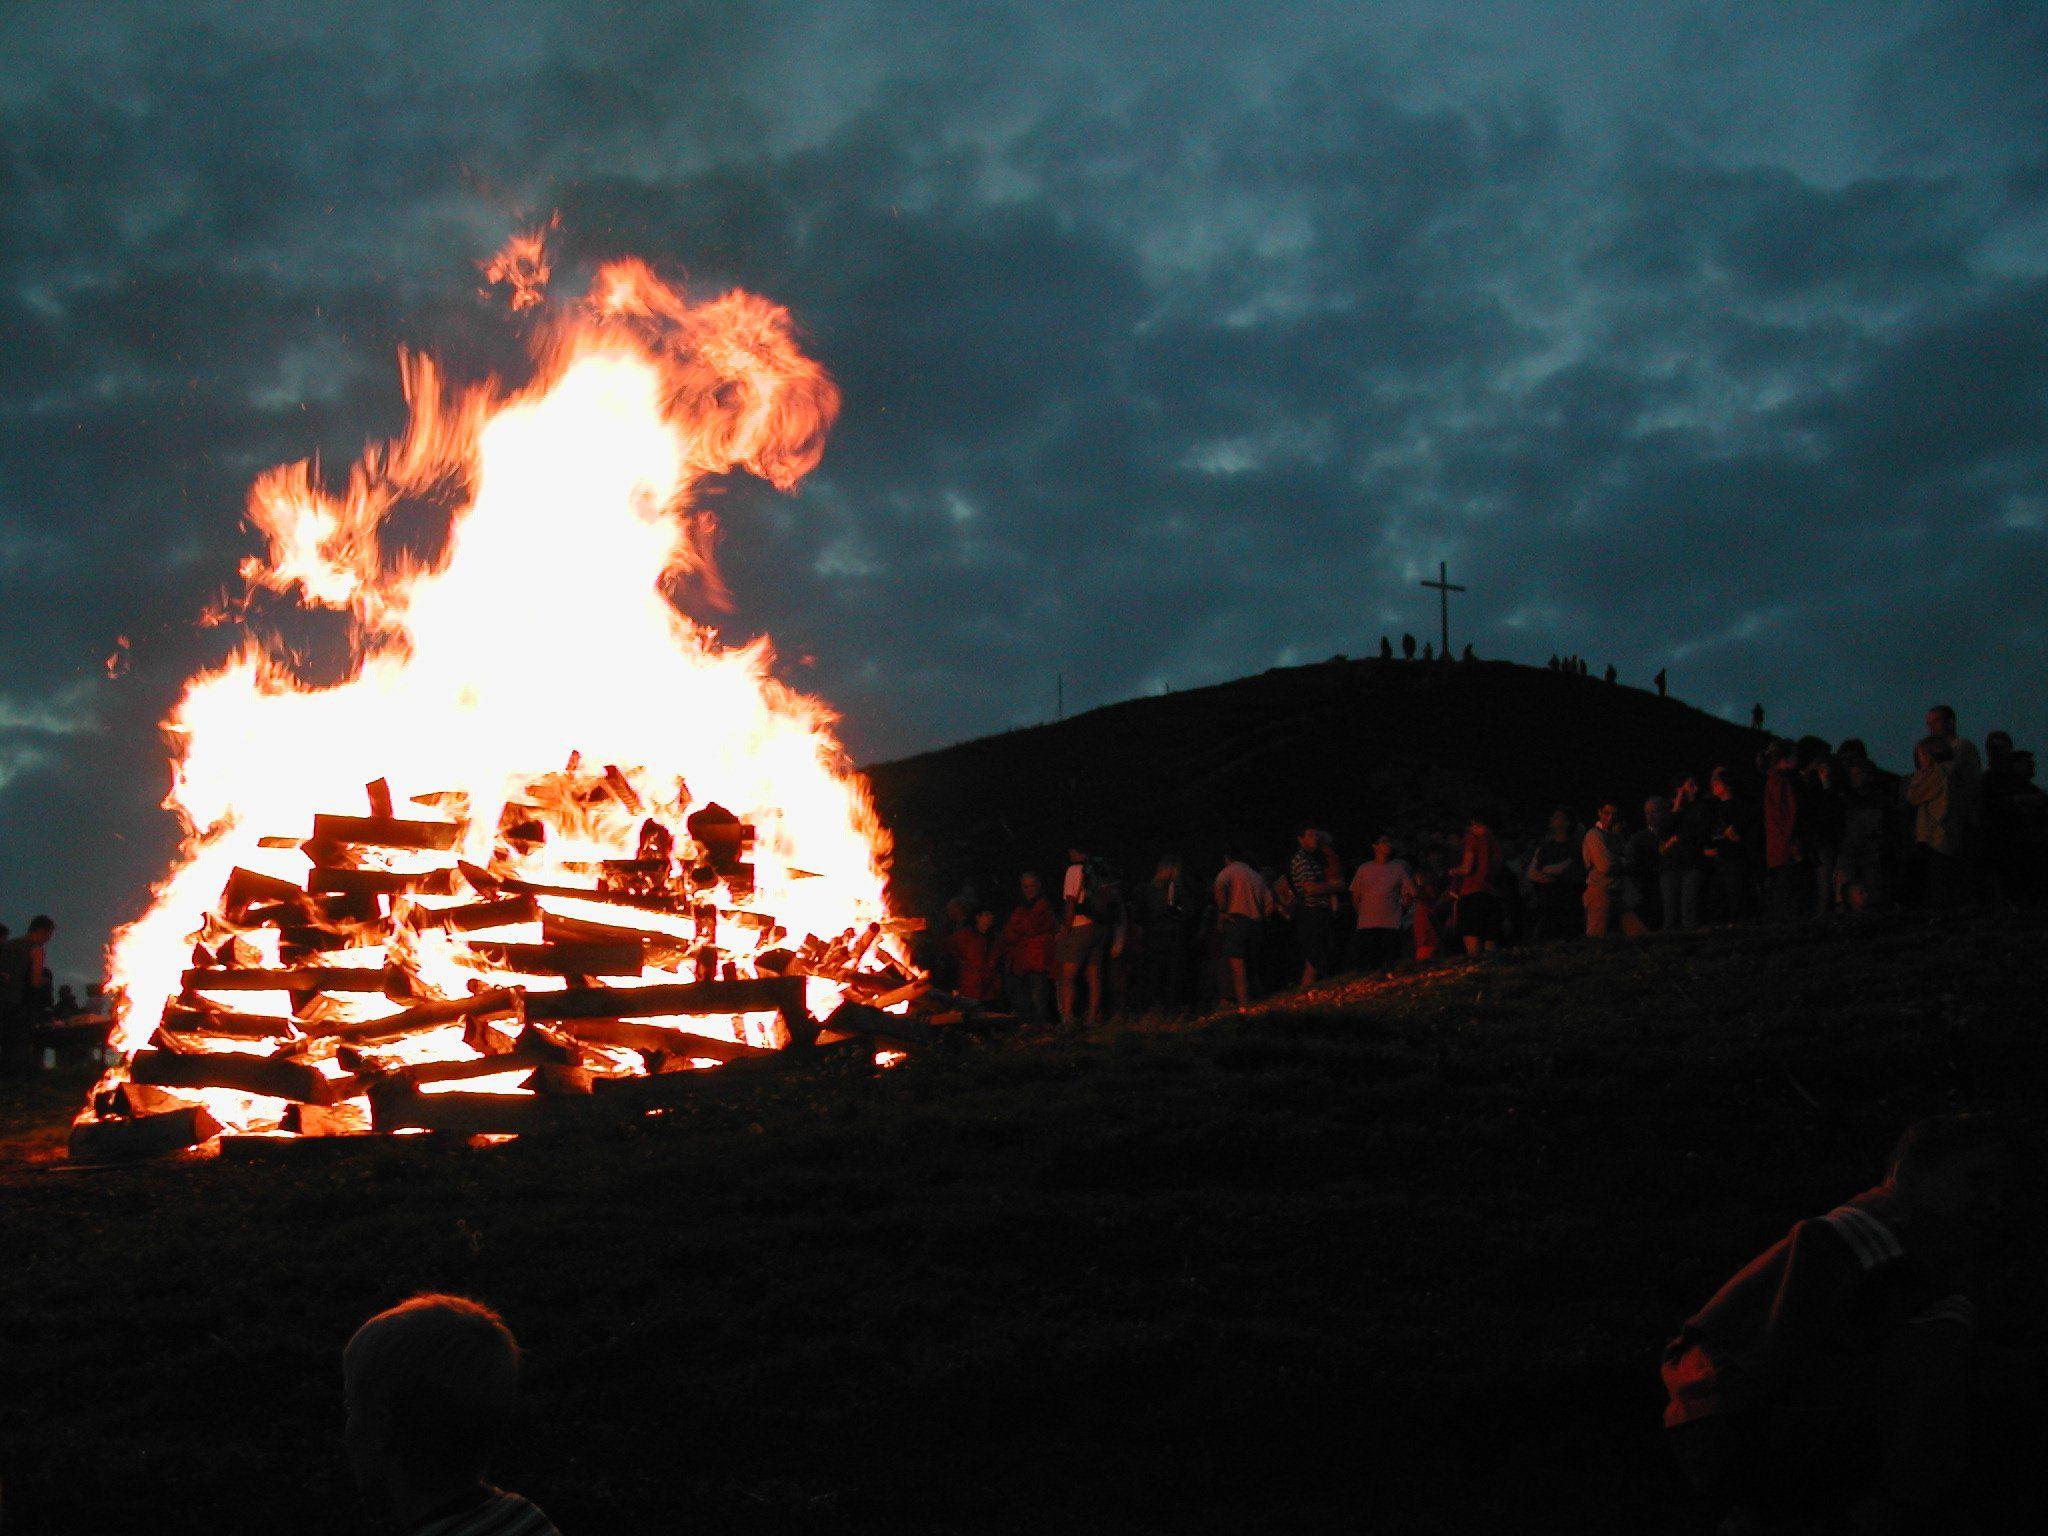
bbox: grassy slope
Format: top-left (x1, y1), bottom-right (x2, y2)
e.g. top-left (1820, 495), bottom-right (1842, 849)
top-left (863, 656), bottom-right (1766, 914)
top-left (3, 908), bottom-right (2045, 1535)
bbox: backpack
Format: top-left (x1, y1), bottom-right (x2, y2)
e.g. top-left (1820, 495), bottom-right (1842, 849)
top-left (1083, 864), bottom-right (1123, 924)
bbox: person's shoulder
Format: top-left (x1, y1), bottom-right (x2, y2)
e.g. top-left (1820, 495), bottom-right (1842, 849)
top-left (412, 1489), bottom-right (561, 1536)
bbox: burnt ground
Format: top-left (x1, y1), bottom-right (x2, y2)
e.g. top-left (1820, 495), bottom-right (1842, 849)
top-left (3, 907), bottom-right (2047, 1535)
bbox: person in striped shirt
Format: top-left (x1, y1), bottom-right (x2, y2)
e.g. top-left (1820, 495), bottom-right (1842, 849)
top-left (344, 1294), bottom-right (561, 1536)
top-left (1661, 1116), bottom-right (2034, 1535)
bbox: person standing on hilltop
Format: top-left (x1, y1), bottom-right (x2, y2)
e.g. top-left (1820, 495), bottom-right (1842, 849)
top-left (1752, 703), bottom-right (1766, 731)
top-left (1378, 635), bottom-right (1394, 660)
top-left (1655, 668), bottom-right (1668, 698)
top-left (1213, 846), bottom-right (1273, 1011)
top-left (1402, 633), bottom-right (1417, 660)
top-left (1449, 813), bottom-right (1506, 956)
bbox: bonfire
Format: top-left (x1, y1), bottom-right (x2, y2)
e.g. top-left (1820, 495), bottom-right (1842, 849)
top-left (75, 233), bottom-right (935, 1159)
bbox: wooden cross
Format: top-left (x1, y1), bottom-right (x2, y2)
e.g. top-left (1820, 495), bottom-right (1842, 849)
top-left (1419, 560), bottom-right (1466, 657)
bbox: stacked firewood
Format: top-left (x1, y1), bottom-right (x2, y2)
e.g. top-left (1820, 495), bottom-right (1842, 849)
top-left (73, 770), bottom-right (937, 1161)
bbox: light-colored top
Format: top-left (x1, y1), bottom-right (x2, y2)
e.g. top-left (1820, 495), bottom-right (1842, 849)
top-left (1582, 826), bottom-right (1624, 893)
top-left (1350, 859), bottom-right (1416, 929)
top-left (1214, 860), bottom-right (1273, 921)
top-left (1062, 860), bottom-right (1094, 926)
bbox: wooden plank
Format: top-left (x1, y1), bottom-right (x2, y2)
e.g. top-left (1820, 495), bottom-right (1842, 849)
top-left (161, 1004), bottom-right (299, 1041)
top-left (222, 866), bottom-right (305, 917)
top-left (130, 1047), bottom-right (361, 1105)
top-left (410, 896), bottom-right (539, 932)
top-left (366, 779), bottom-right (394, 818)
top-left (554, 1017), bottom-right (773, 1061)
top-left (312, 813), bottom-right (463, 851)
top-left (283, 1100), bottom-right (372, 1136)
top-left (308, 866), bottom-right (460, 897)
top-left (183, 966), bottom-right (393, 993)
top-left (522, 975), bottom-right (807, 1024)
top-left (540, 912), bottom-right (693, 966)
top-left (463, 862), bottom-right (700, 915)
top-left (69, 1105), bottom-right (221, 1161)
top-left (302, 989), bottom-right (521, 1044)
top-left (368, 1084), bottom-right (549, 1135)
top-left (466, 940), bottom-right (643, 978)
top-left (821, 999), bottom-right (935, 1048)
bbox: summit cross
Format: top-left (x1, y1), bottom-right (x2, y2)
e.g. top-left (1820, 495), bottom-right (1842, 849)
top-left (1419, 560), bottom-right (1466, 657)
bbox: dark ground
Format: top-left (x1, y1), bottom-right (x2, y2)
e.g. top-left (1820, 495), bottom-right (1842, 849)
top-left (864, 655), bottom-right (1768, 919)
top-left (4, 907), bottom-right (2046, 1534)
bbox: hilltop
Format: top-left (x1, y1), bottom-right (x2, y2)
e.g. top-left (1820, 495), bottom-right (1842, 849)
top-left (865, 656), bottom-right (1769, 911)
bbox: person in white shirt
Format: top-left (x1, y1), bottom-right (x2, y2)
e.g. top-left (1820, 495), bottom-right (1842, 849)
top-left (1213, 846), bottom-right (1273, 1010)
top-left (1347, 834), bottom-right (1416, 971)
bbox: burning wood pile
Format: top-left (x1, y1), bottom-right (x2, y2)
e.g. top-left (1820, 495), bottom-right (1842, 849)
top-left (80, 234), bottom-right (932, 1159)
top-left (75, 770), bottom-right (935, 1159)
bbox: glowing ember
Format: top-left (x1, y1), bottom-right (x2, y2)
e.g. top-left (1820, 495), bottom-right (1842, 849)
top-left (80, 229), bottom-right (918, 1152)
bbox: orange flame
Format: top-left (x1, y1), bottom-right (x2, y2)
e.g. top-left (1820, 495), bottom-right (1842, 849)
top-left (481, 216), bottom-right (557, 312)
top-left (105, 245), bottom-right (886, 1093)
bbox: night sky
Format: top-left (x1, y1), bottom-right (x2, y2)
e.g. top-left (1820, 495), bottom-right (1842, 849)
top-left (4, 0), bottom-right (2046, 984)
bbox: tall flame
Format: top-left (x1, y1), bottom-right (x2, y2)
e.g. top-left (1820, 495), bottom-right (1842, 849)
top-left (106, 244), bottom-right (887, 1057)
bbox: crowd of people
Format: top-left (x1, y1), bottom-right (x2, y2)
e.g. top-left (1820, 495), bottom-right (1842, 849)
top-left (927, 704), bottom-right (2048, 1023)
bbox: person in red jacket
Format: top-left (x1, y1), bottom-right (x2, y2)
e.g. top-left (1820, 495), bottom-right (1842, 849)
top-left (946, 907), bottom-right (1001, 1005)
top-left (1662, 1115), bottom-right (2036, 1534)
top-left (996, 872), bottom-right (1058, 1022)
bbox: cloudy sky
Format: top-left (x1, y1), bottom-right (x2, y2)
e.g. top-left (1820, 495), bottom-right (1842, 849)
top-left (4, 0), bottom-right (2046, 980)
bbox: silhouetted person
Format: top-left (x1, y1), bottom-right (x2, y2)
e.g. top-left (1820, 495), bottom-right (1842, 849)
top-left (1907, 735), bottom-right (1961, 907)
top-left (1655, 668), bottom-right (1668, 698)
top-left (1379, 635), bottom-right (1393, 660)
top-left (0, 915), bottom-right (54, 1077)
top-left (1289, 825), bottom-right (1342, 985)
top-left (1751, 702), bottom-right (1766, 731)
top-left (1525, 809), bottom-right (1583, 941)
top-left (1422, 642), bottom-right (1434, 662)
top-left (1460, 642), bottom-right (1476, 662)
top-left (1139, 854), bottom-right (1194, 1011)
top-left (1664, 775), bottom-right (1708, 928)
top-left (1762, 740), bottom-right (1810, 921)
top-left (1548, 655), bottom-right (1560, 670)
top-left (1838, 755), bottom-right (1893, 909)
top-left (1450, 813), bottom-right (1505, 956)
top-left (1604, 663), bottom-right (1617, 685)
top-left (1663, 1115), bottom-right (2039, 1536)
top-left (1213, 845), bottom-right (1272, 1010)
top-left (1704, 768), bottom-right (1759, 921)
top-left (344, 1294), bottom-right (560, 1535)
top-left (1926, 704), bottom-right (1983, 892)
top-left (1401, 632), bottom-right (1417, 660)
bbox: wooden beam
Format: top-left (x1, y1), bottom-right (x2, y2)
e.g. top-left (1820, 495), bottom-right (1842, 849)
top-left (409, 895), bottom-right (539, 933)
top-left (222, 866), bottom-right (305, 917)
top-left (522, 975), bottom-right (807, 1024)
top-left (308, 866), bottom-right (460, 897)
top-left (301, 989), bottom-right (521, 1044)
top-left (553, 1017), bottom-right (773, 1061)
top-left (466, 940), bottom-right (643, 978)
top-left (130, 1047), bottom-right (362, 1105)
top-left (368, 1084), bottom-right (549, 1135)
top-left (821, 999), bottom-right (934, 1048)
top-left (312, 813), bottom-right (463, 851)
top-left (183, 965), bottom-right (394, 994)
top-left (160, 1004), bottom-right (300, 1041)
top-left (69, 1104), bottom-right (221, 1161)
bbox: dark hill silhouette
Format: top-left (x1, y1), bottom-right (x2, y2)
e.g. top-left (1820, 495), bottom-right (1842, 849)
top-left (865, 656), bottom-right (1768, 910)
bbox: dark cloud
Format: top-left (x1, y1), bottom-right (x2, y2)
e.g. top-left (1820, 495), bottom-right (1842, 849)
top-left (2, 1), bottom-right (2045, 982)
